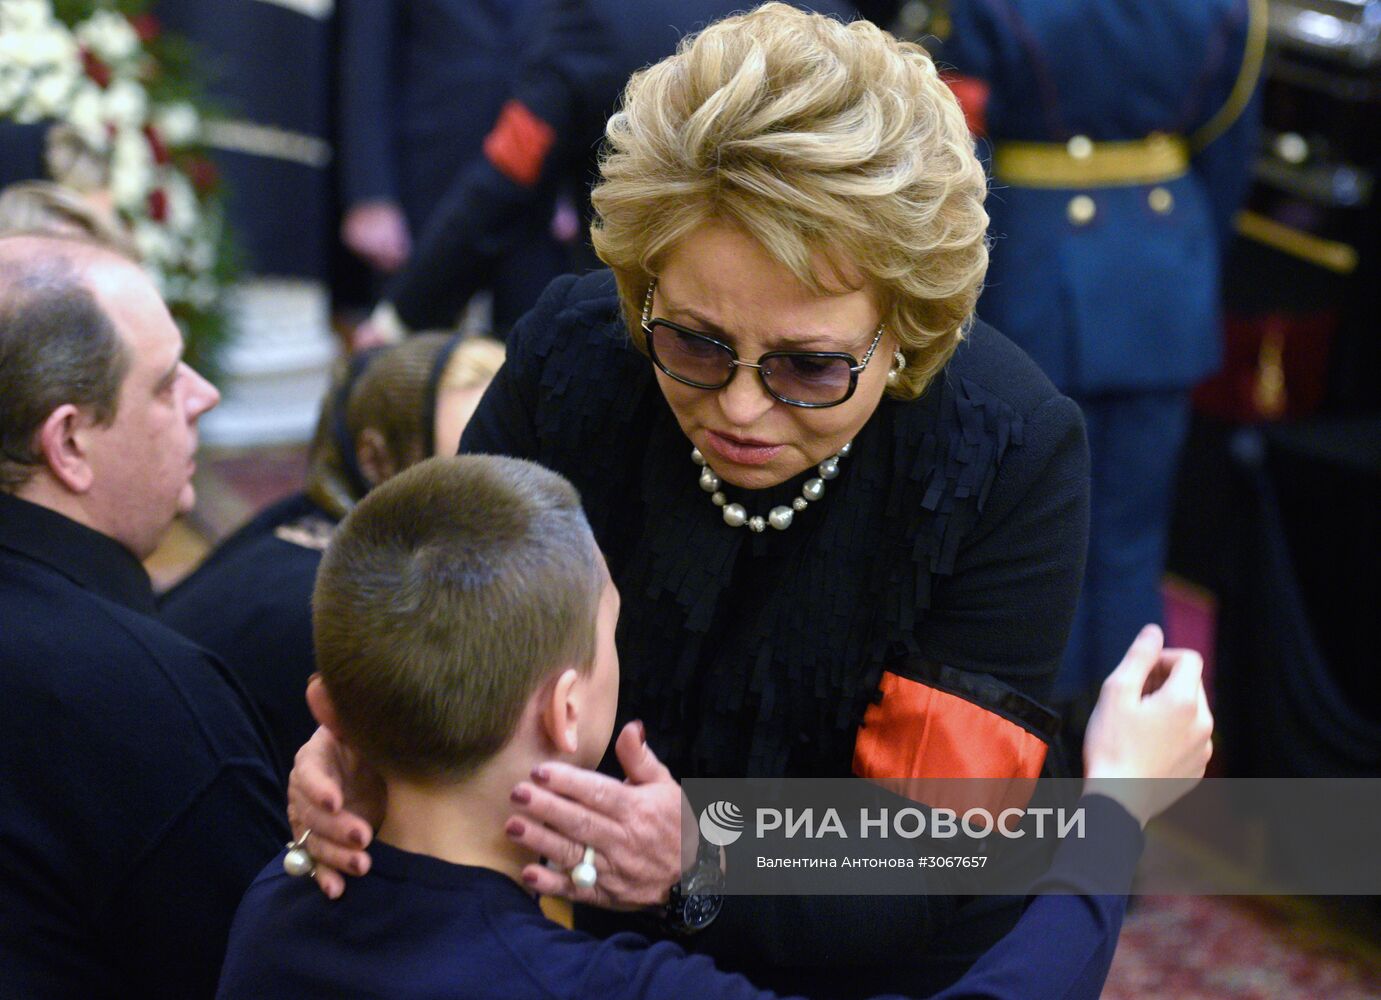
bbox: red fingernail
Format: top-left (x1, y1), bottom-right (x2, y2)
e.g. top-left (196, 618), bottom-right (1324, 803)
top-left (531, 766), bottom-right (549, 784)
top-left (511, 786), bottom-right (531, 805)
top-left (506, 819), bottom-right (526, 838)
top-left (521, 870), bottom-right (539, 886)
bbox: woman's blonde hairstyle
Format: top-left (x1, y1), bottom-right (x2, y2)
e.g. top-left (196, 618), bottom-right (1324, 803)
top-left (591, 2), bottom-right (988, 398)
top-left (0, 180), bottom-right (139, 261)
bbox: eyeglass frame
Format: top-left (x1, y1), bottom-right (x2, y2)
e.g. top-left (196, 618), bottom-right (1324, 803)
top-left (639, 281), bottom-right (886, 409)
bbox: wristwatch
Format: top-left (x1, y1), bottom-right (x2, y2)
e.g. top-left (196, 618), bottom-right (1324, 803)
top-left (661, 838), bottom-right (724, 935)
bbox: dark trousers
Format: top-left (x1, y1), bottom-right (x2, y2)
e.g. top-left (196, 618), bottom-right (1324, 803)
top-left (1056, 389), bottom-right (1192, 702)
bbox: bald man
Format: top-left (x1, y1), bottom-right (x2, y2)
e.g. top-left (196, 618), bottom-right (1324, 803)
top-left (0, 235), bottom-right (287, 998)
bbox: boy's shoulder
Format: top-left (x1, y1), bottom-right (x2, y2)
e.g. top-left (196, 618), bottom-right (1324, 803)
top-left (217, 846), bottom-right (761, 1000)
top-left (216, 848), bottom-right (574, 999)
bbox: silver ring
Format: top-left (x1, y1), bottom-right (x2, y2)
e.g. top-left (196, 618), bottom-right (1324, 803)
top-left (283, 828), bottom-right (316, 878)
top-left (570, 845), bottom-right (597, 889)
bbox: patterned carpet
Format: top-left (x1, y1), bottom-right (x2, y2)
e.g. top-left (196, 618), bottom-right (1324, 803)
top-left (160, 444), bottom-right (1381, 999)
top-left (1106, 896), bottom-right (1381, 999)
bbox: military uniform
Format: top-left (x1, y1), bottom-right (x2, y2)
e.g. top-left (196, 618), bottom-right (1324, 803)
top-left (939, 0), bottom-right (1266, 698)
top-left (338, 0), bottom-right (566, 329)
top-left (0, 493), bottom-right (287, 998)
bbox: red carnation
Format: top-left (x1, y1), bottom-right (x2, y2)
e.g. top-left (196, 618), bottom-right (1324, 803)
top-left (80, 47), bottom-right (112, 89)
top-left (131, 13), bottom-right (162, 43)
top-left (147, 188), bottom-right (168, 222)
top-left (144, 124), bottom-right (170, 165)
top-left (185, 156), bottom-right (220, 196)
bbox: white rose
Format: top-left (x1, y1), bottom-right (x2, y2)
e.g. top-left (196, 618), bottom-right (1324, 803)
top-left (110, 127), bottom-right (153, 210)
top-left (101, 78), bottom-right (147, 130)
top-left (0, 0), bottom-right (54, 34)
top-left (75, 10), bottom-right (140, 64)
top-left (0, 71), bottom-right (25, 114)
top-left (29, 63), bottom-right (78, 116)
top-left (155, 101), bottom-right (199, 146)
top-left (132, 218), bottom-right (173, 265)
top-left (21, 26), bottom-right (76, 69)
top-left (63, 82), bottom-right (108, 149)
top-left (164, 173), bottom-right (199, 235)
top-left (0, 34), bottom-right (33, 73)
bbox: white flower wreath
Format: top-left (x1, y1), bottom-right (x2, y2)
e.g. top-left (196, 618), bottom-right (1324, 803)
top-left (0, 0), bottom-right (232, 361)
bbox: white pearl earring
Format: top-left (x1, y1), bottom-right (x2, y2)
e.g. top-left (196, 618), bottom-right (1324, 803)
top-left (886, 350), bottom-right (907, 385)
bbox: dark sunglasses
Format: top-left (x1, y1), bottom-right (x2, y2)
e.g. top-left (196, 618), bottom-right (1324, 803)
top-left (640, 283), bottom-right (885, 409)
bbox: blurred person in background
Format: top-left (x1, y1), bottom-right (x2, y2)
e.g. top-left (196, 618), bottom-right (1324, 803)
top-left (354, 0), bottom-right (857, 348)
top-left (160, 332), bottom-right (504, 777)
top-left (337, 0), bottom-right (567, 332)
top-left (937, 0), bottom-right (1265, 742)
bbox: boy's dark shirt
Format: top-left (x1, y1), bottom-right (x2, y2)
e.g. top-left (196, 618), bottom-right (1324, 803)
top-left (219, 796), bottom-right (1143, 999)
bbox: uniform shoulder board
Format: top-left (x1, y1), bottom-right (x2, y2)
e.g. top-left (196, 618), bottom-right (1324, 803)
top-left (273, 513), bottom-right (337, 552)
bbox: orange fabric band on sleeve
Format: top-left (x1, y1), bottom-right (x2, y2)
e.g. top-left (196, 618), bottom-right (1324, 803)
top-left (853, 671), bottom-right (1048, 814)
top-left (483, 100), bottom-right (557, 188)
top-left (942, 73), bottom-right (990, 138)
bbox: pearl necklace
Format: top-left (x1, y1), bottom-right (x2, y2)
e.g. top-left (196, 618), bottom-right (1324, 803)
top-left (692, 441), bottom-right (852, 532)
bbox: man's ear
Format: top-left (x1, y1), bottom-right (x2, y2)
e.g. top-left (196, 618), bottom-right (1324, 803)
top-left (306, 674), bottom-right (348, 741)
top-left (541, 668), bottom-right (582, 757)
top-left (355, 427), bottom-right (396, 488)
top-left (35, 404), bottom-right (96, 495)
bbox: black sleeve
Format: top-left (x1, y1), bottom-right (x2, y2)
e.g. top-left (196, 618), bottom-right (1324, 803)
top-left (337, 0), bottom-right (400, 207)
top-left (384, 0), bottom-right (617, 328)
top-left (918, 393), bottom-right (1090, 704)
top-left (105, 762), bottom-right (288, 999)
top-left (459, 272), bottom-right (583, 459)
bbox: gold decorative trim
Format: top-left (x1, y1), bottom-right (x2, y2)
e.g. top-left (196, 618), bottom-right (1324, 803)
top-left (1235, 211), bottom-right (1359, 275)
top-left (204, 120), bottom-right (332, 169)
top-left (993, 134), bottom-right (1189, 188)
top-left (1191, 0), bottom-right (1269, 152)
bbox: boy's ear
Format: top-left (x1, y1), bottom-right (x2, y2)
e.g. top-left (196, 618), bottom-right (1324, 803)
top-left (305, 674), bottom-right (347, 740)
top-left (541, 668), bottom-right (582, 757)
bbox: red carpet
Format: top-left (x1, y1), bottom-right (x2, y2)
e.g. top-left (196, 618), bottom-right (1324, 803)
top-left (1106, 896), bottom-right (1381, 999)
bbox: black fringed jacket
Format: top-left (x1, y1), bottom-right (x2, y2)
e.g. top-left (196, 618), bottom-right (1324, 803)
top-left (460, 270), bottom-right (1092, 996)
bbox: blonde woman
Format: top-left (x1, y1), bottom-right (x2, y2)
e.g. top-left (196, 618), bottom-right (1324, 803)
top-left (290, 7), bottom-right (1212, 995)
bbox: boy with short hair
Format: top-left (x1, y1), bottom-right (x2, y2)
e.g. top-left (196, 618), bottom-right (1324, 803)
top-left (217, 455), bottom-right (1151, 999)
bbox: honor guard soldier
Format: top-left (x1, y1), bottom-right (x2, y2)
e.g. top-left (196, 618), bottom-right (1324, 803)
top-left (937, 0), bottom-right (1266, 723)
top-left (0, 235), bottom-right (287, 998)
top-left (337, 0), bottom-right (566, 329)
